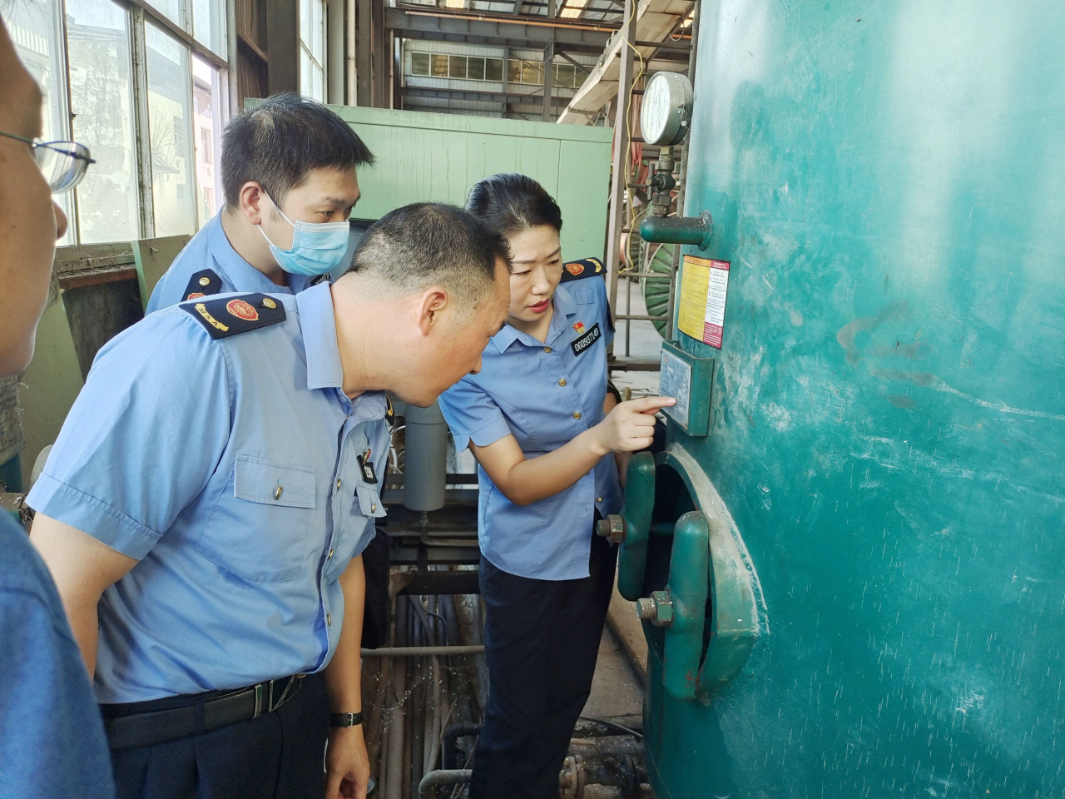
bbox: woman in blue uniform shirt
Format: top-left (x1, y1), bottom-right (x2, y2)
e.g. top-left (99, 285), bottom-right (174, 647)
top-left (437, 173), bottom-right (674, 798)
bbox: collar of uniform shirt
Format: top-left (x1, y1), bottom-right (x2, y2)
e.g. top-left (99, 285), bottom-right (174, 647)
top-left (491, 283), bottom-right (578, 354)
top-left (294, 282), bottom-right (387, 419)
top-left (208, 213), bottom-right (314, 295)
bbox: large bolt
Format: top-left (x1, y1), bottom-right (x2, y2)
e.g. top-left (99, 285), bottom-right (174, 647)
top-left (596, 514), bottom-right (626, 544)
top-left (635, 590), bottom-right (674, 626)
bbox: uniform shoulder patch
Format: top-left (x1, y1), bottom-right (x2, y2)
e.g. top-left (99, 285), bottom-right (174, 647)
top-left (385, 395), bottom-right (395, 427)
top-left (181, 293), bottom-right (286, 340)
top-left (182, 269), bottom-right (223, 301)
top-left (560, 257), bottom-right (605, 282)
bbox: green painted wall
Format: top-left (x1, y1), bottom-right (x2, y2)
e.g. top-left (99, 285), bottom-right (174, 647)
top-left (649, 1), bottom-right (1065, 796)
top-left (327, 106), bottom-right (614, 261)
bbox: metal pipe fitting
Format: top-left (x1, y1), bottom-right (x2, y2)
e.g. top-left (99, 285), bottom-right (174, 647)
top-left (639, 210), bottom-right (713, 250)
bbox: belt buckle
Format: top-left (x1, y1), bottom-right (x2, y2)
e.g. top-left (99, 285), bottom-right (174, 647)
top-left (252, 674), bottom-right (304, 719)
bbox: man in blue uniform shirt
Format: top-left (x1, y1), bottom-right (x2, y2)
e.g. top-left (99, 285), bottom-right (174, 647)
top-left (28, 203), bottom-right (511, 799)
top-left (146, 93), bottom-right (373, 313)
top-left (0, 16), bottom-right (115, 799)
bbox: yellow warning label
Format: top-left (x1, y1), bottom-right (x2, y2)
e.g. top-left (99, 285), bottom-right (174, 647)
top-left (677, 255), bottom-right (731, 348)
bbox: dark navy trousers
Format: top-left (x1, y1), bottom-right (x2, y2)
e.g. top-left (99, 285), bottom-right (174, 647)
top-left (106, 672), bottom-right (330, 799)
top-left (471, 518), bottom-right (617, 799)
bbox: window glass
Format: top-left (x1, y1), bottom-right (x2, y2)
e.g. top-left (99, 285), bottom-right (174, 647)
top-left (521, 60), bottom-right (542, 85)
top-left (7, 0), bottom-right (75, 243)
top-left (300, 48), bottom-right (313, 97)
top-left (448, 55), bottom-right (466, 79)
top-left (507, 58), bottom-right (520, 84)
top-left (299, 0), bottom-right (325, 101)
top-left (554, 63), bottom-right (575, 88)
top-left (193, 0), bottom-right (226, 56)
top-left (431, 54), bottom-right (448, 77)
top-left (146, 23), bottom-right (197, 236)
top-left (192, 55), bottom-right (225, 224)
top-left (153, 0), bottom-right (186, 29)
top-left (485, 57), bottom-right (503, 82)
top-left (467, 57), bottom-right (485, 81)
top-left (67, 0), bottom-right (140, 243)
top-left (411, 52), bottom-right (430, 75)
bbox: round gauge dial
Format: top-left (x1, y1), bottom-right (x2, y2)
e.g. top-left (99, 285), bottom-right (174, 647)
top-left (639, 72), bottom-right (694, 147)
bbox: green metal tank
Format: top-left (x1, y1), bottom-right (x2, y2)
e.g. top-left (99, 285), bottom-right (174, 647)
top-left (627, 2), bottom-right (1065, 796)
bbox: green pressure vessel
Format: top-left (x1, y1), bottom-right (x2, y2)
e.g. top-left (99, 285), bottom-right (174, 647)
top-left (637, 2), bottom-right (1065, 797)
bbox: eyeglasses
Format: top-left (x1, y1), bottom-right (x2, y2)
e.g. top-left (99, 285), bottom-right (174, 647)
top-left (0, 131), bottom-right (96, 193)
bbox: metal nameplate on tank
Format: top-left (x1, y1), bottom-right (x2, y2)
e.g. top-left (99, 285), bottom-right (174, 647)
top-left (658, 341), bottom-right (714, 437)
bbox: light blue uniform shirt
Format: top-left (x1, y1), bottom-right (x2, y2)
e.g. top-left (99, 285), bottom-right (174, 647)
top-left (146, 212), bottom-right (315, 313)
top-left (437, 277), bottom-right (621, 581)
top-left (28, 283), bottom-right (389, 704)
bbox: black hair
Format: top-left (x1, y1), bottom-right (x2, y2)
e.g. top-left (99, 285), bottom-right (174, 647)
top-left (342, 203), bottom-right (512, 314)
top-left (465, 173), bottom-right (563, 238)
top-left (221, 93), bottom-right (374, 208)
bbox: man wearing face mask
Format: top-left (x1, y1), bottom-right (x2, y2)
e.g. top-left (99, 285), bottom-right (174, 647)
top-left (146, 92), bottom-right (371, 313)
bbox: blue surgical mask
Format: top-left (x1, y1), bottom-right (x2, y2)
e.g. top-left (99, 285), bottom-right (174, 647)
top-left (257, 196), bottom-right (351, 277)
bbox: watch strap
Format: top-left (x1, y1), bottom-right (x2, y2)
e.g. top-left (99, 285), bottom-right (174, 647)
top-left (330, 711), bottom-right (364, 728)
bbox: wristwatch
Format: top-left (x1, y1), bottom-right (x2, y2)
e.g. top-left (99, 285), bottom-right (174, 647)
top-left (330, 711), bottom-right (364, 728)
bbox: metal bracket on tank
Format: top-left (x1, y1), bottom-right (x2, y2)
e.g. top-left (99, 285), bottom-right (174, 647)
top-left (599, 452), bottom-right (656, 601)
top-left (637, 511), bottom-right (710, 701)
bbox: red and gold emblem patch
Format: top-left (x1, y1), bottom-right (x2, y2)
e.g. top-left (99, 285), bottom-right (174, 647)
top-left (572, 321), bottom-right (585, 335)
top-left (565, 263), bottom-right (584, 277)
top-left (226, 299), bottom-right (259, 321)
top-left (186, 292), bottom-right (205, 300)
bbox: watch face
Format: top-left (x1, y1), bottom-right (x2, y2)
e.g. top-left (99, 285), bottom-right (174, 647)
top-left (641, 73), bottom-right (673, 145)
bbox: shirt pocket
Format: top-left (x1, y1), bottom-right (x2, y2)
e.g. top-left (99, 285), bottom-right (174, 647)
top-left (353, 479), bottom-right (387, 519)
top-left (196, 455), bottom-right (316, 583)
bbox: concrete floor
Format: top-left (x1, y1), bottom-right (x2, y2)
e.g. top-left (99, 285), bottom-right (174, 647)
top-left (581, 627), bottom-right (644, 721)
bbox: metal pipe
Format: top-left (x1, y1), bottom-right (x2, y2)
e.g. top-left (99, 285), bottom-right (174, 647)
top-left (403, 403), bottom-right (447, 512)
top-left (418, 770), bottom-right (472, 798)
top-left (362, 645), bottom-right (486, 657)
top-left (443, 723), bottom-right (483, 770)
top-left (639, 212), bottom-right (713, 250)
top-left (346, 0), bottom-right (356, 104)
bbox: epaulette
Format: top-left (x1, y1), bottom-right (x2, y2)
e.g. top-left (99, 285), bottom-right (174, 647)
top-left (182, 293), bottom-right (286, 339)
top-left (385, 395), bottom-right (395, 427)
top-left (560, 257), bottom-right (605, 282)
top-left (182, 269), bottom-right (223, 301)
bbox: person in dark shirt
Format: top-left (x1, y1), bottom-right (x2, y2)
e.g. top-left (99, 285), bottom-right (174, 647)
top-left (0, 14), bottom-right (115, 799)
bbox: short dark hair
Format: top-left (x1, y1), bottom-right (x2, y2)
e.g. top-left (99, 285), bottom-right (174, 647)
top-left (221, 93), bottom-right (374, 208)
top-left (465, 173), bottom-right (563, 237)
top-left (342, 203), bottom-right (511, 316)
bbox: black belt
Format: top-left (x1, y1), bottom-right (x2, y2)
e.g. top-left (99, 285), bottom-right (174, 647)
top-left (103, 674), bottom-right (304, 750)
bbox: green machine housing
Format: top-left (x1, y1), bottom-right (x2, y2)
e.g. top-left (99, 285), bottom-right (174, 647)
top-left (621, 2), bottom-right (1065, 797)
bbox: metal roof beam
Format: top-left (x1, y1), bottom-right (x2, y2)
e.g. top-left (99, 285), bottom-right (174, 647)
top-left (401, 86), bottom-right (572, 106)
top-left (386, 7), bottom-right (613, 51)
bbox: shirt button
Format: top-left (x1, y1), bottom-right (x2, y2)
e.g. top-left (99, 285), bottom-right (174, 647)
top-left (327, 614), bottom-right (332, 627)
top-left (371, 502), bottom-right (377, 513)
top-left (544, 346), bottom-right (552, 353)
top-left (336, 478), bottom-right (342, 490)
top-left (274, 486), bottom-right (283, 500)
top-left (558, 378), bottom-right (567, 386)
top-left (328, 548), bottom-right (335, 559)
top-left (573, 411), bottom-right (582, 420)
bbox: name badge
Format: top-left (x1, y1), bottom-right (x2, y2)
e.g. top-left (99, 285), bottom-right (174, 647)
top-left (570, 322), bottom-right (602, 356)
top-left (357, 452), bottom-right (377, 484)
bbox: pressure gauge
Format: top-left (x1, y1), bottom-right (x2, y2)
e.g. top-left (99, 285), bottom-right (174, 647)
top-left (640, 72), bottom-right (694, 147)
